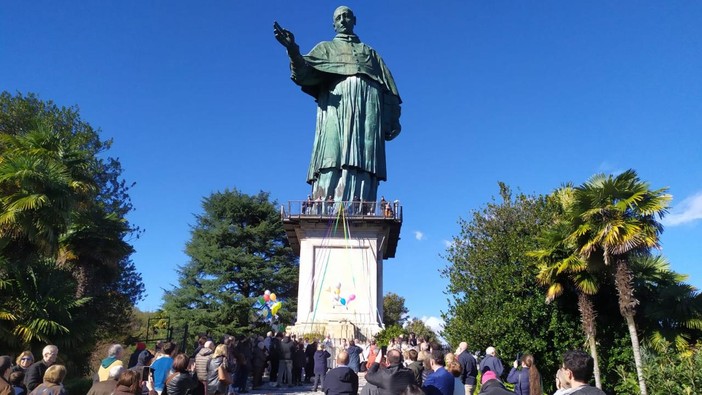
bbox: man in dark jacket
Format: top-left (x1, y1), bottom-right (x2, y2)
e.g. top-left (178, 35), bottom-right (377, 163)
top-left (269, 333), bottom-right (282, 383)
top-left (313, 344), bottom-right (332, 391)
top-left (24, 345), bottom-right (58, 391)
top-left (406, 349), bottom-right (424, 386)
top-left (275, 335), bottom-right (296, 387)
top-left (305, 339), bottom-right (318, 383)
top-left (480, 347), bottom-right (504, 378)
top-left (457, 342), bottom-right (478, 395)
top-left (365, 349), bottom-right (414, 395)
top-left (345, 340), bottom-right (363, 373)
top-left (323, 352), bottom-right (358, 395)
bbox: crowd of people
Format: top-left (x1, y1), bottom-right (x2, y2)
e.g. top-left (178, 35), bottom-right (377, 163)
top-left (0, 332), bottom-right (604, 395)
top-left (299, 196), bottom-right (398, 218)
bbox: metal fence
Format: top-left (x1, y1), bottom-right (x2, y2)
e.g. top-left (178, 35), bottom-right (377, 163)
top-left (281, 200), bottom-right (402, 220)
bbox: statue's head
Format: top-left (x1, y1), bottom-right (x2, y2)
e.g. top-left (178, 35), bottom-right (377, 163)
top-left (333, 6), bottom-right (356, 35)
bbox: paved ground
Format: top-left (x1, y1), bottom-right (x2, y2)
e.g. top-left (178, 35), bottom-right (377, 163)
top-left (247, 372), bottom-right (368, 395)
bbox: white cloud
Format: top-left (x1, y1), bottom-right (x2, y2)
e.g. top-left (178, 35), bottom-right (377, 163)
top-left (663, 192), bottom-right (702, 226)
top-left (443, 240), bottom-right (453, 248)
top-left (414, 231), bottom-right (425, 241)
top-left (420, 315), bottom-right (446, 344)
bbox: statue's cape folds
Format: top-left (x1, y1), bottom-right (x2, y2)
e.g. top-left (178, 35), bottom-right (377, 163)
top-left (299, 34), bottom-right (401, 101)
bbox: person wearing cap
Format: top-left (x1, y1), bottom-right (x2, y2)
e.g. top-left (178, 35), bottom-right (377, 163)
top-left (477, 371), bottom-right (513, 395)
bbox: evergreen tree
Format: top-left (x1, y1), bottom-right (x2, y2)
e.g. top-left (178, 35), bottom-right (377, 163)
top-left (383, 292), bottom-right (409, 327)
top-left (163, 189), bottom-right (298, 338)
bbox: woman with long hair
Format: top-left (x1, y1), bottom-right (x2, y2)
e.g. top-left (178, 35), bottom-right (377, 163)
top-left (506, 354), bottom-right (542, 395)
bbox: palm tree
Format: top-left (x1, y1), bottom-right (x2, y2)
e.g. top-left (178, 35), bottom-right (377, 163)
top-left (567, 169), bottom-right (671, 395)
top-left (0, 124), bottom-right (95, 255)
top-left (631, 255), bottom-right (702, 355)
top-left (531, 186), bottom-right (605, 388)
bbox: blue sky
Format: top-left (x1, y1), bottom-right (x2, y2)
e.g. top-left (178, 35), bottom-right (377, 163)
top-left (3, 1), bottom-right (701, 333)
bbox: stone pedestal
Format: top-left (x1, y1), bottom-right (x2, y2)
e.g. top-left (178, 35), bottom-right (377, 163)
top-left (282, 207), bottom-right (401, 341)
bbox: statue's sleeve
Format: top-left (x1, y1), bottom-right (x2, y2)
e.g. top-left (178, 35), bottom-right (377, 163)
top-left (289, 45), bottom-right (325, 87)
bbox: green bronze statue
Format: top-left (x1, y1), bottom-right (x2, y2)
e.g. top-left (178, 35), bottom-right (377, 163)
top-left (274, 6), bottom-right (402, 203)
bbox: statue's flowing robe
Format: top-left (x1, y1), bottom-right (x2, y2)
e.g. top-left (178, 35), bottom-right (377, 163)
top-left (290, 34), bottom-right (401, 202)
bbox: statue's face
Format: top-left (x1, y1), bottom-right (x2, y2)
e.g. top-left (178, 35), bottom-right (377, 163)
top-left (333, 7), bottom-right (356, 34)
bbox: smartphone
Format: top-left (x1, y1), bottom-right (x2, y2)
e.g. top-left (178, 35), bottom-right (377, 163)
top-left (141, 366), bottom-right (152, 381)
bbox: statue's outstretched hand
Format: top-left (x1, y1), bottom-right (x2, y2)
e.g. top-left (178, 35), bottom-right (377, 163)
top-left (274, 21), bottom-right (296, 49)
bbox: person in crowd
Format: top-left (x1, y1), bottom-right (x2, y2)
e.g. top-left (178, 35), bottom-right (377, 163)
top-left (113, 370), bottom-right (142, 395)
top-left (251, 341), bottom-right (267, 389)
top-left (477, 372), bottom-right (513, 395)
top-left (479, 348), bottom-right (504, 379)
top-left (223, 336), bottom-right (237, 395)
top-left (408, 334), bottom-right (417, 348)
top-left (195, 341), bottom-right (214, 393)
top-left (9, 371), bottom-right (26, 395)
top-left (305, 338), bottom-right (318, 383)
top-left (365, 341), bottom-right (380, 371)
top-left (406, 349), bottom-right (424, 387)
top-left (132, 349), bottom-right (154, 372)
top-left (446, 362), bottom-right (464, 395)
top-left (154, 342), bottom-right (164, 357)
top-left (88, 366), bottom-right (123, 395)
top-left (12, 353), bottom-right (34, 374)
top-left (28, 365), bottom-right (67, 395)
top-left (1, 356), bottom-right (13, 395)
top-left (444, 354), bottom-right (455, 366)
top-left (275, 334), bottom-right (295, 387)
top-left (207, 345), bottom-right (228, 395)
top-left (128, 344), bottom-right (147, 369)
top-left (191, 336), bottom-right (209, 360)
top-left (313, 343), bottom-right (331, 392)
top-left (234, 336), bottom-right (251, 393)
top-left (165, 354), bottom-right (198, 395)
top-left (456, 342), bottom-right (477, 395)
top-left (346, 340), bottom-right (363, 373)
top-left (151, 341), bottom-right (177, 394)
top-left (268, 333), bottom-right (282, 384)
top-left (506, 354), bottom-right (541, 395)
top-left (422, 351), bottom-right (454, 395)
top-left (292, 342), bottom-right (306, 386)
top-left (98, 344), bottom-right (125, 382)
top-left (322, 351), bottom-right (357, 395)
top-left (365, 349), bottom-right (414, 395)
top-left (556, 351), bottom-right (605, 395)
top-left (24, 345), bottom-right (58, 392)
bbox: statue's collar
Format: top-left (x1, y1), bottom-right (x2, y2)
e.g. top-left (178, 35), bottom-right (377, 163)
top-left (334, 33), bottom-right (361, 43)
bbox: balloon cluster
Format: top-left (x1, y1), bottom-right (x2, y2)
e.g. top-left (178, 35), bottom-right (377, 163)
top-left (328, 282), bottom-right (356, 308)
top-left (253, 290), bottom-right (283, 322)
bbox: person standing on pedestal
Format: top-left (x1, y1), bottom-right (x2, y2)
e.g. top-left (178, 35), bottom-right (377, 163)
top-left (274, 6), bottom-right (402, 203)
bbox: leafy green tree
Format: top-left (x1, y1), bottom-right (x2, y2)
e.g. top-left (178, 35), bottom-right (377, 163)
top-left (442, 183), bottom-right (583, 389)
top-left (404, 317), bottom-right (438, 344)
top-left (162, 189), bottom-right (298, 338)
top-left (0, 92), bottom-right (143, 374)
top-left (383, 292), bottom-right (409, 328)
top-left (567, 170), bottom-right (670, 395)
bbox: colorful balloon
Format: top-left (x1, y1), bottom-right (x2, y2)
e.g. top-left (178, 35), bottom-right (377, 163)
top-left (271, 301), bottom-right (282, 315)
top-left (348, 294), bottom-right (356, 301)
top-left (270, 293), bottom-right (277, 301)
top-left (264, 290), bottom-right (271, 296)
top-left (340, 298), bottom-right (346, 305)
top-left (334, 288), bottom-right (341, 295)
top-left (264, 294), bottom-right (270, 302)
